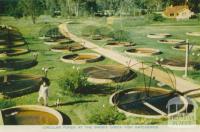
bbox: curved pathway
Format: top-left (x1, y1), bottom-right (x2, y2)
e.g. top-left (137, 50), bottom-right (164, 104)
top-left (59, 23), bottom-right (200, 102)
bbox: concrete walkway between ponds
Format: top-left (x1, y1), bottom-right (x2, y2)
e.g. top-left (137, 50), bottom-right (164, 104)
top-left (59, 23), bottom-right (200, 102)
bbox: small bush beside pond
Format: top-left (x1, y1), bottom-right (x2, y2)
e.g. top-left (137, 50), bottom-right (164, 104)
top-left (39, 25), bottom-right (63, 39)
top-left (58, 67), bottom-right (89, 96)
top-left (88, 106), bottom-right (126, 125)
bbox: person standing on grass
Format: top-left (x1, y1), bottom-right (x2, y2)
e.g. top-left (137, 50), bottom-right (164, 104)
top-left (38, 77), bottom-right (50, 106)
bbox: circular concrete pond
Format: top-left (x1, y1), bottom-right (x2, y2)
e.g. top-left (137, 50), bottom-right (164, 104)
top-left (44, 38), bottom-right (74, 46)
top-left (0, 40), bottom-right (26, 48)
top-left (51, 43), bottom-right (85, 52)
top-left (44, 38), bottom-right (60, 45)
top-left (0, 58), bottom-right (37, 71)
top-left (186, 32), bottom-right (200, 37)
top-left (156, 59), bottom-right (199, 71)
top-left (173, 44), bottom-right (200, 51)
top-left (125, 48), bottom-right (161, 57)
top-left (110, 88), bottom-right (190, 119)
top-left (0, 74), bottom-right (42, 98)
top-left (158, 39), bottom-right (185, 44)
top-left (147, 33), bottom-right (171, 39)
top-left (83, 65), bottom-right (137, 84)
top-left (1, 105), bottom-right (65, 125)
top-left (0, 27), bottom-right (23, 42)
top-left (106, 41), bottom-right (135, 48)
top-left (61, 53), bottom-right (103, 64)
top-left (59, 39), bottom-right (75, 45)
top-left (0, 49), bottom-right (29, 57)
top-left (91, 35), bottom-right (104, 40)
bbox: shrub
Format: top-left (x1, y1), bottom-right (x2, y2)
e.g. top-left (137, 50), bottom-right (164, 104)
top-left (88, 106), bottom-right (126, 125)
top-left (58, 67), bottom-right (89, 95)
top-left (111, 29), bottom-right (131, 41)
top-left (39, 25), bottom-right (63, 39)
top-left (39, 25), bottom-right (52, 37)
top-left (150, 13), bottom-right (165, 22)
top-left (190, 14), bottom-right (198, 19)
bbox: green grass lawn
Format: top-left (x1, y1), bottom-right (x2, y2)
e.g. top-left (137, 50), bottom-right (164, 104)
top-left (0, 16), bottom-right (200, 125)
top-left (68, 16), bottom-right (200, 84)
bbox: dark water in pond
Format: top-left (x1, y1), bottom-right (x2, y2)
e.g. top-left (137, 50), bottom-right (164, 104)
top-left (116, 91), bottom-right (186, 116)
top-left (63, 54), bottom-right (97, 60)
top-left (0, 75), bottom-right (40, 93)
top-left (0, 59), bottom-right (36, 70)
top-left (3, 110), bottom-right (59, 125)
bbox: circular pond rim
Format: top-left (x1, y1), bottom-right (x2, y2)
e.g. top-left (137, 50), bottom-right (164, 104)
top-left (105, 41), bottom-right (135, 48)
top-left (44, 41), bottom-right (59, 46)
top-left (186, 32), bottom-right (200, 37)
top-left (0, 58), bottom-right (38, 71)
top-left (2, 105), bottom-right (63, 125)
top-left (109, 87), bottom-right (188, 119)
top-left (158, 39), bottom-right (185, 44)
top-left (0, 41), bottom-right (26, 48)
top-left (91, 35), bottom-right (104, 40)
top-left (147, 33), bottom-right (171, 39)
top-left (0, 74), bottom-right (42, 98)
top-left (12, 40), bottom-right (26, 47)
top-left (125, 48), bottom-right (161, 57)
top-left (38, 36), bottom-right (51, 40)
top-left (156, 60), bottom-right (192, 71)
top-left (44, 38), bottom-right (72, 46)
top-left (60, 53), bottom-right (103, 64)
top-left (51, 44), bottom-right (85, 53)
top-left (172, 44), bottom-right (200, 51)
top-left (83, 65), bottom-right (136, 84)
top-left (0, 49), bottom-right (29, 57)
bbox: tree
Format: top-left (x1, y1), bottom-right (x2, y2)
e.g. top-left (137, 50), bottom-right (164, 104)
top-left (44, 0), bottom-right (60, 17)
top-left (18, 0), bottom-right (45, 24)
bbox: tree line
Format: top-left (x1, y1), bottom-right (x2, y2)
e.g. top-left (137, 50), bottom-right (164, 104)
top-left (0, 0), bottom-right (200, 24)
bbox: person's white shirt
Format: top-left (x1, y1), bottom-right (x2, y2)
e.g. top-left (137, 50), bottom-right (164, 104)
top-left (39, 84), bottom-right (49, 98)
